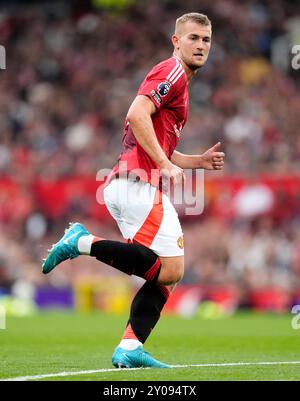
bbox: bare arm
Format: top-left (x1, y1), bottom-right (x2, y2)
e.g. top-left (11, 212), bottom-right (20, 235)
top-left (171, 151), bottom-right (202, 169)
top-left (171, 143), bottom-right (225, 171)
top-left (127, 95), bottom-right (184, 183)
top-left (127, 95), bottom-right (168, 167)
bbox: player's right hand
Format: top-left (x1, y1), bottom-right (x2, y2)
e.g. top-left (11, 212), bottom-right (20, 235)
top-left (160, 160), bottom-right (185, 185)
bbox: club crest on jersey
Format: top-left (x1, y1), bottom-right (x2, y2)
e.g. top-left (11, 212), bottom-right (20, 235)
top-left (174, 121), bottom-right (184, 138)
top-left (157, 81), bottom-right (171, 97)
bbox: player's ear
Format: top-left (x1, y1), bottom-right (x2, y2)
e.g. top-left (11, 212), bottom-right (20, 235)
top-left (172, 34), bottom-right (180, 51)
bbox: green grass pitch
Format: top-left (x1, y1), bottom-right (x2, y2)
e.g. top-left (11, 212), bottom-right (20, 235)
top-left (1, 311), bottom-right (300, 381)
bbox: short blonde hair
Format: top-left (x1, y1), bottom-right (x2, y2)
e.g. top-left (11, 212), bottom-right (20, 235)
top-left (175, 12), bottom-right (211, 33)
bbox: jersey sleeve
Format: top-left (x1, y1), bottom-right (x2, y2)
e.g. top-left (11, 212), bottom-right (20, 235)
top-left (137, 58), bottom-right (186, 110)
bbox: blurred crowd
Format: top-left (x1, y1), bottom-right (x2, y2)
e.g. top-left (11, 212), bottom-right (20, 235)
top-left (0, 0), bottom-right (300, 300)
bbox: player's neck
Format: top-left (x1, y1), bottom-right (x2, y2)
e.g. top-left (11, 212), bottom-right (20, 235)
top-left (172, 53), bottom-right (197, 84)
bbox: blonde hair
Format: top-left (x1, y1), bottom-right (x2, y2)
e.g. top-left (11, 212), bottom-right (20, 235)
top-left (175, 12), bottom-right (211, 33)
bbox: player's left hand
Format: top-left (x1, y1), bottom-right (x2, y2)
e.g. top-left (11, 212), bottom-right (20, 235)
top-left (200, 142), bottom-right (225, 170)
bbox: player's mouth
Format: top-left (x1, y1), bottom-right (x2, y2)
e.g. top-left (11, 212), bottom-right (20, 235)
top-left (193, 53), bottom-right (204, 58)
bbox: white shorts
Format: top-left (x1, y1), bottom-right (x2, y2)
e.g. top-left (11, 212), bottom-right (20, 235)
top-left (103, 177), bottom-right (184, 257)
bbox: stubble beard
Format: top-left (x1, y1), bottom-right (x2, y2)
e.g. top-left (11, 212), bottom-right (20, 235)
top-left (188, 62), bottom-right (203, 71)
top-left (187, 60), bottom-right (205, 71)
top-left (182, 54), bottom-right (206, 71)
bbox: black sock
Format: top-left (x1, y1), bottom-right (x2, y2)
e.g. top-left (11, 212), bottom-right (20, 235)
top-left (124, 282), bottom-right (170, 344)
top-left (91, 240), bottom-right (161, 282)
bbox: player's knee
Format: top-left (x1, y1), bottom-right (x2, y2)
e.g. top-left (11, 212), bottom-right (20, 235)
top-left (171, 268), bottom-right (184, 284)
top-left (157, 258), bottom-right (184, 285)
top-left (159, 269), bottom-right (183, 285)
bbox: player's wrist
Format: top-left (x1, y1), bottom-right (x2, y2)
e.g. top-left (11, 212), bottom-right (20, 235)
top-left (194, 155), bottom-right (204, 169)
top-left (158, 158), bottom-right (172, 169)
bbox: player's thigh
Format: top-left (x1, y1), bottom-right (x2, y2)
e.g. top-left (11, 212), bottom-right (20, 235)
top-left (103, 179), bottom-right (127, 236)
top-left (149, 192), bottom-right (184, 258)
top-left (152, 194), bottom-right (185, 284)
top-left (104, 178), bottom-right (156, 240)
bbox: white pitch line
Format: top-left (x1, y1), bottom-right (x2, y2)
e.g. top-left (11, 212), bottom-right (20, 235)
top-left (2, 361), bottom-right (300, 381)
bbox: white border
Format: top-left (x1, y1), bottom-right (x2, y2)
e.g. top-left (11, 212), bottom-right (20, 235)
top-left (2, 360), bottom-right (300, 381)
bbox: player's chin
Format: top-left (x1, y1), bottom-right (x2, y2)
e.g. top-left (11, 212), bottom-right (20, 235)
top-left (189, 59), bottom-right (206, 70)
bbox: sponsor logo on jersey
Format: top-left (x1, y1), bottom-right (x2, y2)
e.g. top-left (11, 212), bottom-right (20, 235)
top-left (150, 89), bottom-right (162, 104)
top-left (157, 81), bottom-right (171, 97)
top-left (174, 121), bottom-right (184, 138)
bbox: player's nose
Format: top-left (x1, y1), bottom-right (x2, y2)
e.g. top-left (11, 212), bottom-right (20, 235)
top-left (196, 43), bottom-right (204, 52)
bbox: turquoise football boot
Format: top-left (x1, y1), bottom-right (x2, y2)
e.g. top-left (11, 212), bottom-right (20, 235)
top-left (42, 222), bottom-right (90, 274)
top-left (112, 346), bottom-right (170, 369)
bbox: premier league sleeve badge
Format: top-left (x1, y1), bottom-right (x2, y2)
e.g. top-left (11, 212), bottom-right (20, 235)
top-left (157, 81), bottom-right (171, 97)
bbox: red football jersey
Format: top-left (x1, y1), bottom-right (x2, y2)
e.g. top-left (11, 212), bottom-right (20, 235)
top-left (110, 56), bottom-right (189, 186)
